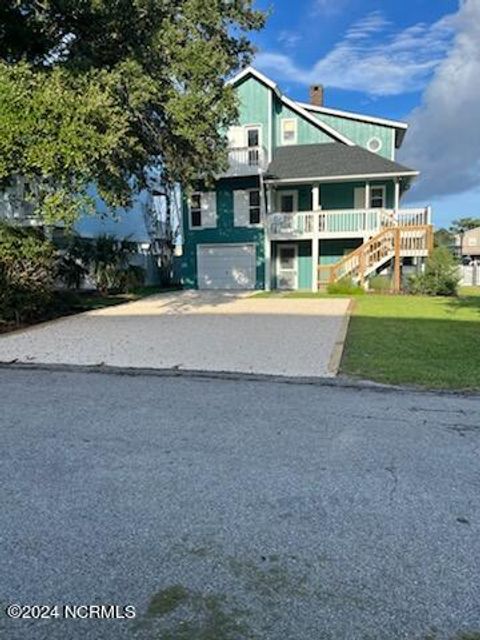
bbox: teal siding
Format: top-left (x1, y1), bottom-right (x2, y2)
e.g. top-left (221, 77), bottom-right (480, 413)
top-left (321, 180), bottom-right (395, 209)
top-left (274, 181), bottom-right (395, 213)
top-left (298, 241), bottom-right (312, 289)
top-left (236, 77), bottom-right (270, 146)
top-left (179, 176), bottom-right (265, 289)
top-left (311, 112), bottom-right (395, 160)
top-left (273, 97), bottom-right (336, 148)
top-left (319, 239), bottom-right (363, 266)
top-left (276, 185), bottom-right (312, 211)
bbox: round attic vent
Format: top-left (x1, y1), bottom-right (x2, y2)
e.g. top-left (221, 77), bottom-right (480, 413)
top-left (367, 137), bottom-right (382, 153)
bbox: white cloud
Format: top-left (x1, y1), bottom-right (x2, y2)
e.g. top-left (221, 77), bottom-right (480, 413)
top-left (255, 10), bottom-right (455, 96)
top-left (277, 31), bottom-right (301, 49)
top-left (313, 0), bottom-right (349, 16)
top-left (401, 0), bottom-right (480, 201)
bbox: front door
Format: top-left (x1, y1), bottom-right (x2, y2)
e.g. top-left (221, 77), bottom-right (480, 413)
top-left (277, 244), bottom-right (298, 290)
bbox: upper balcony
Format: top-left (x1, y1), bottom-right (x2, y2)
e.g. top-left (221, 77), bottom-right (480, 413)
top-left (218, 146), bottom-right (269, 178)
top-left (266, 207), bottom-right (431, 240)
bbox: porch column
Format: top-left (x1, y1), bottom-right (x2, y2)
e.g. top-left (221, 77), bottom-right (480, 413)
top-left (311, 183), bottom-right (320, 292)
top-left (264, 186), bottom-right (273, 291)
top-left (394, 179), bottom-right (400, 213)
top-left (365, 181), bottom-right (371, 209)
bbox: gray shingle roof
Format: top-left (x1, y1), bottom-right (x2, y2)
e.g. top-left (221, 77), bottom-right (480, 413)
top-left (265, 143), bottom-right (417, 181)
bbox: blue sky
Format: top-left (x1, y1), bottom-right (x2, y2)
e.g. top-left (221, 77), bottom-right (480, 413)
top-left (250, 0), bottom-right (480, 228)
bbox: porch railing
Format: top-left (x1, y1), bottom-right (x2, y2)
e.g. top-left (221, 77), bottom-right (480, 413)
top-left (266, 207), bottom-right (431, 239)
top-left (324, 224), bottom-right (434, 289)
top-left (219, 146), bottom-right (269, 177)
top-left (267, 212), bottom-right (315, 237)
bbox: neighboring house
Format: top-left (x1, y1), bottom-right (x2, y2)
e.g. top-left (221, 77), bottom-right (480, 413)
top-left (178, 67), bottom-right (433, 291)
top-left (455, 227), bottom-right (480, 261)
top-left (0, 176), bottom-right (183, 286)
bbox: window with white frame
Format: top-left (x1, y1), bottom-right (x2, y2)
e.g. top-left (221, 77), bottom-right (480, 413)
top-left (249, 190), bottom-right (261, 225)
top-left (279, 191), bottom-right (298, 213)
top-left (281, 118), bottom-right (297, 145)
top-left (370, 186), bottom-right (386, 209)
top-left (190, 193), bottom-right (202, 227)
top-left (246, 126), bottom-right (261, 166)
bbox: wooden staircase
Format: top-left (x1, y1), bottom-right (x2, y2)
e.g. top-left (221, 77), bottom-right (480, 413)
top-left (322, 224), bottom-right (434, 291)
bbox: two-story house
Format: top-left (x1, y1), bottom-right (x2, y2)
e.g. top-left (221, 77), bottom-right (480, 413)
top-left (178, 67), bottom-right (433, 291)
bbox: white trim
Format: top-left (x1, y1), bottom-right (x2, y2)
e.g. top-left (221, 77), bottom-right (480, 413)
top-left (264, 171), bottom-right (419, 185)
top-left (278, 190), bottom-right (299, 212)
top-left (281, 94), bottom-right (355, 146)
top-left (277, 243), bottom-right (298, 290)
top-left (188, 191), bottom-right (203, 230)
top-left (268, 89), bottom-right (273, 162)
top-left (391, 129), bottom-right (396, 161)
top-left (296, 101), bottom-right (408, 130)
top-left (188, 191), bottom-right (217, 230)
top-left (227, 66), bottom-right (355, 146)
top-left (244, 123), bottom-right (262, 148)
top-left (246, 187), bottom-right (262, 228)
top-left (280, 118), bottom-right (297, 145)
top-left (227, 66), bottom-right (281, 97)
top-left (394, 179), bottom-right (400, 212)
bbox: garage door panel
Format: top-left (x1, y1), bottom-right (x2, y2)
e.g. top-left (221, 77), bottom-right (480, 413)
top-left (197, 244), bottom-right (256, 290)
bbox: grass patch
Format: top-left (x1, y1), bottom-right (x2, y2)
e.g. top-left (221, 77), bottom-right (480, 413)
top-left (252, 291), bottom-right (353, 299)
top-left (341, 289), bottom-right (480, 390)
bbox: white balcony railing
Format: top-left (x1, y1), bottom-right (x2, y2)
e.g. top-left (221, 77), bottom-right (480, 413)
top-left (267, 212), bottom-right (315, 237)
top-left (266, 207), bottom-right (431, 240)
top-left (219, 146), bottom-right (268, 177)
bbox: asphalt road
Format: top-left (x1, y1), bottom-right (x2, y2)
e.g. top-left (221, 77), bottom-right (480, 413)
top-left (1, 368), bottom-right (479, 640)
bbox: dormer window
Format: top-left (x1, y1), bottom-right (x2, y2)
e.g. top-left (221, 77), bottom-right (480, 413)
top-left (281, 119), bottom-right (297, 145)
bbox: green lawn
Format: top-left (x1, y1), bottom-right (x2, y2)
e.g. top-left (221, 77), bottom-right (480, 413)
top-left (342, 288), bottom-right (480, 389)
top-left (252, 288), bottom-right (480, 390)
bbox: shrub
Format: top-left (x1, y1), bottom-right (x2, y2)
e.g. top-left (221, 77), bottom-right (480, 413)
top-left (122, 265), bottom-right (146, 292)
top-left (408, 247), bottom-right (460, 297)
top-left (369, 274), bottom-right (392, 293)
top-left (327, 277), bottom-right (365, 295)
top-left (91, 235), bottom-right (136, 294)
top-left (0, 222), bottom-right (57, 324)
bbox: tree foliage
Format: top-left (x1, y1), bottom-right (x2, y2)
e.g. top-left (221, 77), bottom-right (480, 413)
top-left (450, 217), bottom-right (480, 234)
top-left (0, 222), bottom-right (57, 323)
top-left (408, 247), bottom-right (460, 297)
top-left (0, 0), bottom-right (265, 223)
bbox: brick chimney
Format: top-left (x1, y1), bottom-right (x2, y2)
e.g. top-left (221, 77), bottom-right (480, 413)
top-left (310, 84), bottom-right (324, 107)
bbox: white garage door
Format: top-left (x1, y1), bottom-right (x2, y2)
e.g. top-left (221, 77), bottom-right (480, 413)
top-left (197, 244), bottom-right (256, 290)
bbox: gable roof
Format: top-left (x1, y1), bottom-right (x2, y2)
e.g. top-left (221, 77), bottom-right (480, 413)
top-left (298, 102), bottom-right (409, 148)
top-left (227, 67), bottom-right (355, 147)
top-left (265, 143), bottom-right (418, 183)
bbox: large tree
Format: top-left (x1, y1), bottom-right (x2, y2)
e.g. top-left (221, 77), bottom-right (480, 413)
top-left (450, 217), bottom-right (480, 235)
top-left (0, 0), bottom-right (265, 223)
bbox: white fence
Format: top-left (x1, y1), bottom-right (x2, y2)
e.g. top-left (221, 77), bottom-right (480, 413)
top-left (460, 264), bottom-right (480, 286)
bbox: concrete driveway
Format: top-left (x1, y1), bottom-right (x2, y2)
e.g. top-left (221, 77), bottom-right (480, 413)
top-left (0, 291), bottom-right (351, 377)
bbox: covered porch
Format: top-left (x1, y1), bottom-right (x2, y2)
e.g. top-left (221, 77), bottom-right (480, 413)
top-left (262, 143), bottom-right (431, 292)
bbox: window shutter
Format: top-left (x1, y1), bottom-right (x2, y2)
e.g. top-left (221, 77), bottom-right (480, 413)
top-left (233, 190), bottom-right (250, 227)
top-left (354, 187), bottom-right (366, 209)
top-left (227, 126), bottom-right (245, 148)
top-left (201, 192), bottom-right (217, 228)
